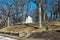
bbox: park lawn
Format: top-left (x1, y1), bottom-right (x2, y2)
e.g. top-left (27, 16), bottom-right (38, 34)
top-left (0, 21), bottom-right (60, 32)
top-left (54, 21), bottom-right (60, 26)
top-left (0, 25), bottom-right (36, 32)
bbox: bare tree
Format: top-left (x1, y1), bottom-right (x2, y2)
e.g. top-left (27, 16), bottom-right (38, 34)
top-left (0, 5), bottom-right (7, 26)
top-left (39, 1), bottom-right (42, 28)
top-left (19, 0), bottom-right (26, 24)
top-left (3, 0), bottom-right (13, 27)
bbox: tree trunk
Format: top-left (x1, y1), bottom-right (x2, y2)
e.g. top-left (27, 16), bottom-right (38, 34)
top-left (7, 17), bottom-right (9, 27)
top-left (39, 3), bottom-right (42, 28)
top-left (22, 7), bottom-right (25, 24)
top-left (51, 12), bottom-right (53, 20)
top-left (44, 12), bottom-right (45, 21)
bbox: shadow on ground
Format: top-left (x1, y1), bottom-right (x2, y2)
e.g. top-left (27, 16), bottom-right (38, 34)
top-left (28, 30), bottom-right (60, 40)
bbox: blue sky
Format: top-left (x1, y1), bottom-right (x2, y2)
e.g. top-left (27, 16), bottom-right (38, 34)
top-left (46, 0), bottom-right (52, 18)
top-left (24, 2), bottom-right (37, 15)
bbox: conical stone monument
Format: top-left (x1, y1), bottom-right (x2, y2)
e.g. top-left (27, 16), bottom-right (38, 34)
top-left (25, 16), bottom-right (33, 23)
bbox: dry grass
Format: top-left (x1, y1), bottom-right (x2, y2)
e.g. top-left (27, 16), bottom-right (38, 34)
top-left (0, 21), bottom-right (60, 32)
top-left (0, 21), bottom-right (60, 40)
top-left (0, 25), bottom-right (36, 32)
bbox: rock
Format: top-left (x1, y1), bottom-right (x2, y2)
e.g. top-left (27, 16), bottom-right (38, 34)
top-left (19, 32), bottom-right (26, 37)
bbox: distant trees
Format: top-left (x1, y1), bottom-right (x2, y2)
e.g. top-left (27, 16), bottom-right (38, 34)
top-left (0, 0), bottom-right (14, 26)
top-left (51, 0), bottom-right (59, 20)
top-left (0, 5), bottom-right (7, 26)
top-left (0, 0), bottom-right (38, 26)
top-left (0, 0), bottom-right (59, 27)
top-left (13, 0), bottom-right (22, 23)
top-left (44, 0), bottom-right (59, 21)
top-left (55, 0), bottom-right (60, 19)
top-left (3, 0), bottom-right (14, 27)
top-left (0, 0), bottom-right (47, 27)
top-left (41, 0), bottom-right (46, 21)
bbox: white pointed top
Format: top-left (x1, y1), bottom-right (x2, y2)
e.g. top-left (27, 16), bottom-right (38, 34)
top-left (25, 16), bottom-right (33, 23)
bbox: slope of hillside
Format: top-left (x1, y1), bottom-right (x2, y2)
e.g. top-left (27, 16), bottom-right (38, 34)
top-left (0, 21), bottom-right (60, 32)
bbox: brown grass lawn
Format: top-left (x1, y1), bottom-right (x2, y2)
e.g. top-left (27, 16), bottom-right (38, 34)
top-left (0, 21), bottom-right (60, 40)
top-left (0, 21), bottom-right (60, 32)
